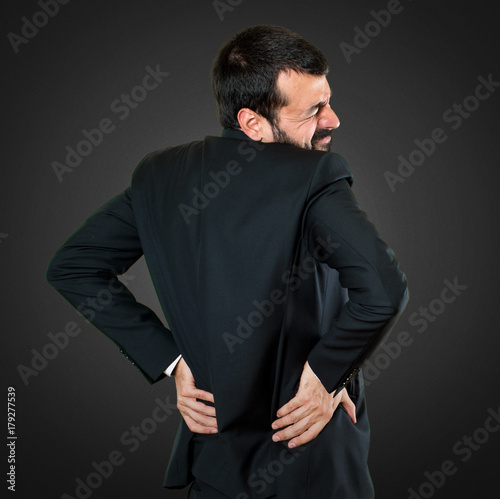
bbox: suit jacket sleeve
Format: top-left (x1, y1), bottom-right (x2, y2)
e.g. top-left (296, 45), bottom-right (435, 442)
top-left (304, 153), bottom-right (409, 394)
top-left (45, 185), bottom-right (181, 384)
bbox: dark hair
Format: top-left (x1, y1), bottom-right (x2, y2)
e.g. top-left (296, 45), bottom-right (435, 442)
top-left (211, 25), bottom-right (329, 130)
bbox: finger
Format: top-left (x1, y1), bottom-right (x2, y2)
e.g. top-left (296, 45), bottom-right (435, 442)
top-left (272, 414), bottom-right (310, 443)
top-left (177, 396), bottom-right (216, 417)
top-left (183, 415), bottom-right (218, 434)
top-left (340, 395), bottom-right (357, 425)
top-left (340, 389), bottom-right (356, 424)
top-left (275, 395), bottom-right (303, 419)
top-left (287, 421), bottom-right (324, 449)
top-left (179, 398), bottom-right (217, 418)
top-left (180, 404), bottom-right (218, 429)
top-left (272, 405), bottom-right (310, 430)
top-left (183, 387), bottom-right (215, 404)
top-left (183, 411), bottom-right (218, 430)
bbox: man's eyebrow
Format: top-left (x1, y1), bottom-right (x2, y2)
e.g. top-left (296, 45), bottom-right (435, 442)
top-left (306, 91), bottom-right (333, 114)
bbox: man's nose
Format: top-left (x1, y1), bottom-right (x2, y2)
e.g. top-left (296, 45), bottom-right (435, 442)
top-left (318, 106), bottom-right (340, 129)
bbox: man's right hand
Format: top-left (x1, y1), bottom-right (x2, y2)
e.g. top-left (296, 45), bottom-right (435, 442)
top-left (173, 357), bottom-right (218, 434)
top-left (271, 361), bottom-right (356, 448)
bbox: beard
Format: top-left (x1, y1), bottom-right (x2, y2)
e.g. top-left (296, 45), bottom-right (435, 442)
top-left (271, 124), bottom-right (332, 151)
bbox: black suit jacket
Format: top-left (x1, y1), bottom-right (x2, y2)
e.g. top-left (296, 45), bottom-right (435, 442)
top-left (47, 129), bottom-right (408, 498)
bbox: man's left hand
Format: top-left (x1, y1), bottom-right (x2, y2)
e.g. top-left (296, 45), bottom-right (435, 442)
top-left (173, 357), bottom-right (218, 434)
top-left (271, 361), bottom-right (356, 448)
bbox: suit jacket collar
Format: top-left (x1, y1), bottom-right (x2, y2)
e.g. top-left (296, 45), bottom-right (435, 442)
top-left (221, 128), bottom-right (255, 141)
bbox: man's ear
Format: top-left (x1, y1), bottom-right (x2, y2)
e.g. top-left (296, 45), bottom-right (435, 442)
top-left (237, 108), bottom-right (272, 141)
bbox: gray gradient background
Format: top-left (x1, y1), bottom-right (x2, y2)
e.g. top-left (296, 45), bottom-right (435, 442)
top-left (2, 0), bottom-right (499, 498)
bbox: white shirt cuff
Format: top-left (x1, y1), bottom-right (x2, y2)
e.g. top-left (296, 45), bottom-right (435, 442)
top-left (164, 354), bottom-right (182, 377)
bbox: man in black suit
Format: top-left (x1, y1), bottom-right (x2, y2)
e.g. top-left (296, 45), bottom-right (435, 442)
top-left (47, 25), bottom-right (408, 498)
